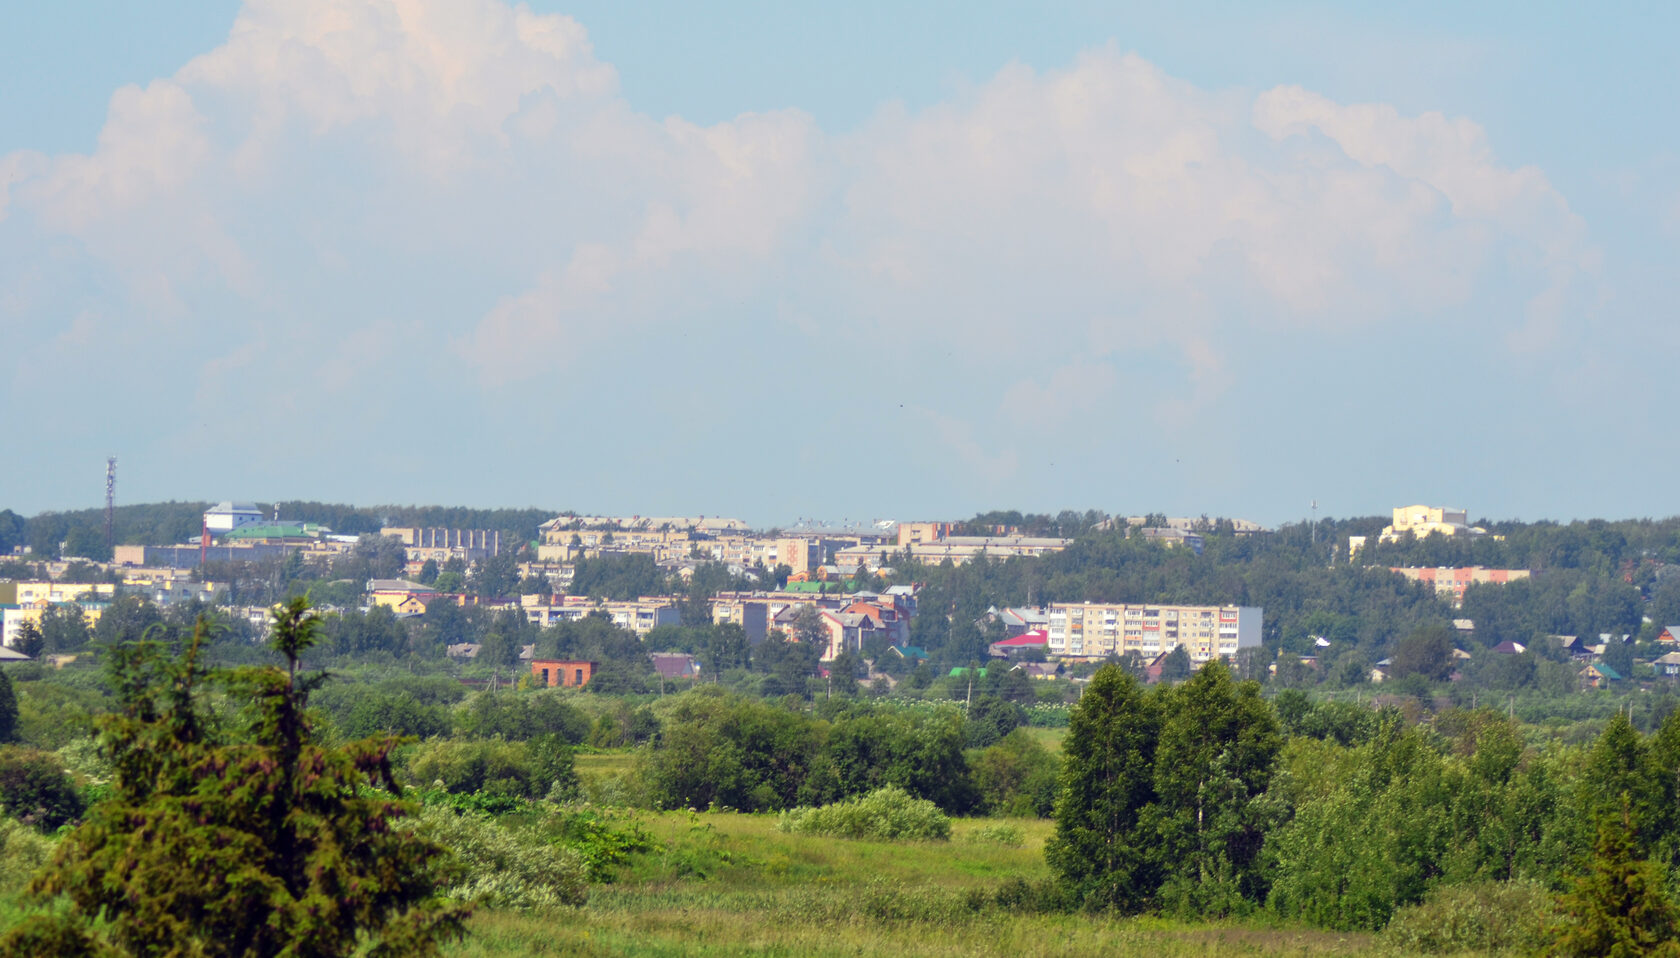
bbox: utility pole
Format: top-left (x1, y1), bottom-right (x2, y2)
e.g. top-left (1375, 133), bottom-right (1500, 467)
top-left (105, 457), bottom-right (117, 551)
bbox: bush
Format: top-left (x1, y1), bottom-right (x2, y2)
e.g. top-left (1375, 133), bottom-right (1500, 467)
top-left (962, 823), bottom-right (1023, 847)
top-left (777, 786), bottom-right (951, 841)
top-left (970, 728), bottom-right (1059, 817)
top-left (422, 806), bottom-right (588, 909)
top-left (403, 738), bottom-right (544, 800)
top-left (0, 817), bottom-right (55, 893)
top-left (0, 747), bottom-right (83, 831)
top-left (1385, 880), bottom-right (1558, 954)
top-left (547, 807), bottom-right (657, 881)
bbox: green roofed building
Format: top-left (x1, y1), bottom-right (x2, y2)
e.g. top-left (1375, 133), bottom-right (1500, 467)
top-left (224, 522), bottom-right (329, 541)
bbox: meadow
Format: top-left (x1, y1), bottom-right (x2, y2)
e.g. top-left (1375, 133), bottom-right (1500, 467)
top-left (443, 809), bottom-right (1402, 958)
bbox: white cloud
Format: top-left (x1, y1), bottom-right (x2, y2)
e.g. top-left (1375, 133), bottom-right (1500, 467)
top-left (0, 1), bottom-right (1600, 493)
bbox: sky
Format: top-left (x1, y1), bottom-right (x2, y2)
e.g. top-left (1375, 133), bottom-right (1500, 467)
top-left (3, 1), bottom-right (1678, 528)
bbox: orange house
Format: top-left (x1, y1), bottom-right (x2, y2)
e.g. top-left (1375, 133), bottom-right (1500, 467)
top-left (531, 659), bottom-right (596, 688)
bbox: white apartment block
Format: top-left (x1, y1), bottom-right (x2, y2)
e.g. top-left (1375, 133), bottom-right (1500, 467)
top-left (1046, 602), bottom-right (1262, 662)
top-left (520, 595), bottom-right (681, 636)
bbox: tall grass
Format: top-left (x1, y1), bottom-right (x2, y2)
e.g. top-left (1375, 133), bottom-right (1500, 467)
top-left (777, 786), bottom-right (951, 841)
top-left (439, 810), bottom-right (1398, 957)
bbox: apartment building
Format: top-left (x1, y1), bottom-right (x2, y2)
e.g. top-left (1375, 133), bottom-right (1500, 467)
top-left (1046, 602), bottom-right (1262, 662)
top-left (1391, 567), bottom-right (1530, 608)
top-left (521, 595), bottom-right (681, 636)
top-left (535, 526), bottom-right (692, 563)
top-left (839, 535), bottom-right (1069, 570)
top-left (12, 582), bottom-right (118, 606)
top-left (695, 535), bottom-right (813, 575)
top-left (381, 527), bottom-right (502, 563)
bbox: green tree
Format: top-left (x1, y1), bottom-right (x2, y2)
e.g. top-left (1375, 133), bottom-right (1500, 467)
top-left (37, 604), bottom-right (91, 653)
top-left (1045, 664), bottom-right (1161, 911)
top-left (1392, 624), bottom-right (1457, 682)
top-left (0, 599), bottom-right (468, 957)
top-left (0, 747), bottom-right (81, 830)
top-left (1159, 645), bottom-right (1192, 683)
top-left (1149, 661), bottom-right (1282, 914)
top-left (11, 620), bottom-right (43, 659)
top-left (0, 670), bottom-right (15, 742)
top-left (92, 594), bottom-right (164, 646)
top-left (1550, 799), bottom-right (1680, 958)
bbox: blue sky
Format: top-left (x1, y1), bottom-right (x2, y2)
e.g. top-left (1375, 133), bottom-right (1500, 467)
top-left (3, 1), bottom-right (1677, 527)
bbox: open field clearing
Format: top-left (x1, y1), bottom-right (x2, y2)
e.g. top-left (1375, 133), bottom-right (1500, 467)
top-left (444, 811), bottom-right (1401, 957)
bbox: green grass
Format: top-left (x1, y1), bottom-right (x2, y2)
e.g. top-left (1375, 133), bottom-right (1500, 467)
top-left (441, 810), bottom-right (1404, 957)
top-left (574, 749), bottom-right (639, 784)
top-left (1019, 725), bottom-right (1067, 755)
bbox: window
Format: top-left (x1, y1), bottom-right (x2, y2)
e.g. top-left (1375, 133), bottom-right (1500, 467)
top-left (575, 668), bottom-right (585, 685)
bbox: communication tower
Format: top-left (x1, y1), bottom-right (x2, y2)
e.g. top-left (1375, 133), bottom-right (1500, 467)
top-left (105, 457), bottom-right (117, 549)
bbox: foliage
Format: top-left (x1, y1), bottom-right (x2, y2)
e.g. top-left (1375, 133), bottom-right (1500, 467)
top-left (643, 688), bottom-right (824, 812)
top-left (807, 704), bottom-right (978, 812)
top-left (962, 822), bottom-right (1024, 846)
top-left (0, 747), bottom-right (83, 831)
top-left (971, 728), bottom-right (1060, 817)
top-left (1149, 661), bottom-right (1282, 915)
top-left (0, 671), bottom-right (15, 743)
top-left (1550, 800), bottom-right (1680, 958)
top-left (1384, 880), bottom-right (1557, 954)
top-left (419, 806), bottom-right (587, 910)
top-left (403, 737), bottom-right (560, 802)
top-left (547, 807), bottom-right (658, 880)
top-left (0, 599), bottom-right (468, 958)
top-left (1045, 665), bottom-right (1161, 912)
top-left (37, 604), bottom-right (91, 654)
top-left (778, 786), bottom-right (952, 841)
top-left (0, 817), bottom-right (55, 894)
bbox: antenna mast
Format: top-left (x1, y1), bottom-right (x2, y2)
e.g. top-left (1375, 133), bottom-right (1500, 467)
top-left (105, 457), bottom-right (117, 550)
top-left (1310, 499), bottom-right (1318, 547)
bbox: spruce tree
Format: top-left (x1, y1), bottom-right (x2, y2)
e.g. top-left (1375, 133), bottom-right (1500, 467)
top-left (0, 598), bottom-right (468, 957)
top-left (1551, 798), bottom-right (1680, 958)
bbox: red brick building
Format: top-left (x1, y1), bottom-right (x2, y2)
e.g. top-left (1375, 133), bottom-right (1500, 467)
top-left (531, 659), bottom-right (596, 688)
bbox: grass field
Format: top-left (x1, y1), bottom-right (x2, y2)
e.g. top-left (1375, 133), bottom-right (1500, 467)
top-left (442, 810), bottom-right (1405, 958)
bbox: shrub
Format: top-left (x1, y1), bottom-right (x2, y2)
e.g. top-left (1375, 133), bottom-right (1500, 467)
top-left (962, 823), bottom-right (1023, 847)
top-left (1385, 880), bottom-right (1558, 954)
top-left (403, 738), bottom-right (542, 800)
top-left (0, 747), bottom-right (83, 831)
top-left (970, 728), bottom-right (1058, 817)
top-left (0, 818), bottom-right (55, 893)
top-left (777, 786), bottom-right (951, 841)
top-left (422, 806), bottom-right (588, 909)
top-left (547, 807), bottom-right (658, 881)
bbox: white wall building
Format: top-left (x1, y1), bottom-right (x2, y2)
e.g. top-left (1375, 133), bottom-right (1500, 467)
top-left (204, 501), bottom-right (265, 534)
top-left (1046, 602), bottom-right (1262, 662)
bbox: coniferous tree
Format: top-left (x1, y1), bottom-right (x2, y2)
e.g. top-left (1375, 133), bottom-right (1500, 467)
top-left (1551, 799), bottom-right (1680, 958)
top-left (0, 598), bottom-right (468, 957)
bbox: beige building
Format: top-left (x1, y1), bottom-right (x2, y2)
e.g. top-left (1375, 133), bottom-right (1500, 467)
top-left (521, 595), bottom-right (681, 636)
top-left (1046, 602), bottom-right (1262, 662)
top-left (535, 526), bottom-right (693, 563)
top-left (841, 535), bottom-right (1069, 570)
top-left (1350, 504), bottom-right (1491, 555)
top-left (13, 582), bottom-right (117, 606)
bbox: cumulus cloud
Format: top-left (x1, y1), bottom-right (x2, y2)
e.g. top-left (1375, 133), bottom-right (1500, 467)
top-left (0, 0), bottom-right (1602, 512)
